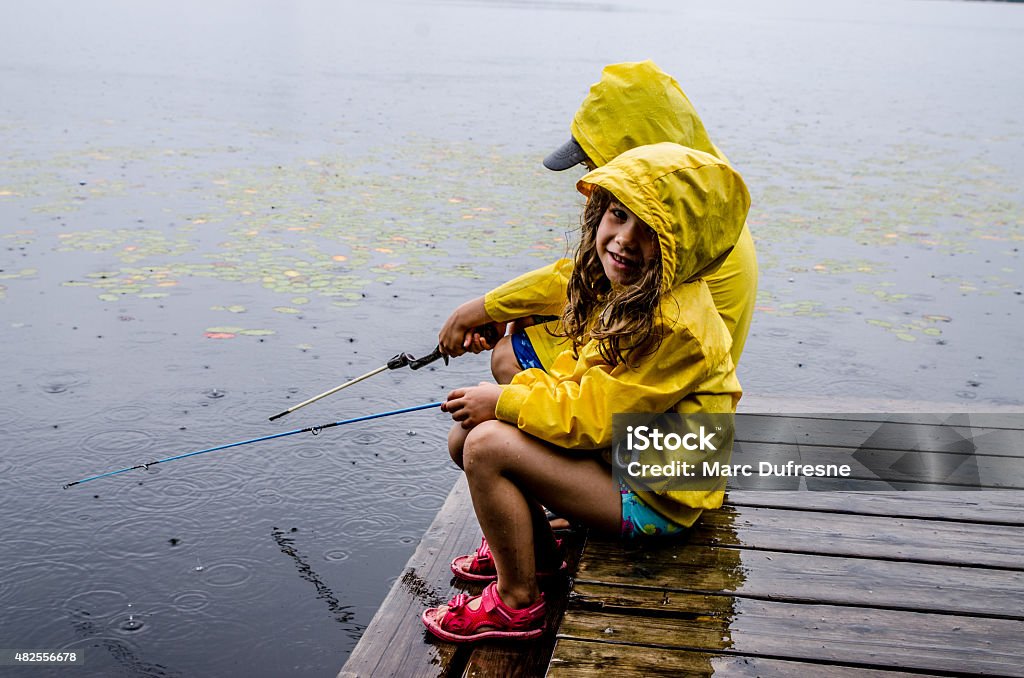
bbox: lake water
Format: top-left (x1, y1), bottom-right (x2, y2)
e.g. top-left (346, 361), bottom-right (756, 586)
top-left (1, 1), bottom-right (1022, 676)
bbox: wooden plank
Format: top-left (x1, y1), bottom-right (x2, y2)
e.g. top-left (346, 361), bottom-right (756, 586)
top-left (574, 540), bottom-right (1024, 619)
top-left (693, 505), bottom-right (1024, 569)
top-left (735, 414), bottom-right (1024, 458)
top-left (754, 412), bottom-right (1024, 431)
top-left (548, 640), bottom-right (946, 677)
top-left (458, 528), bottom-right (587, 678)
top-left (340, 476), bottom-right (480, 678)
top-left (556, 600), bottom-right (1024, 676)
top-left (724, 441), bottom-right (1024, 490)
top-left (725, 490), bottom-right (1024, 526)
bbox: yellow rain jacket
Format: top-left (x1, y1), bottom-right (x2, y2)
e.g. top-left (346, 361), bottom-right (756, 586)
top-left (495, 142), bottom-right (750, 527)
top-left (485, 60), bottom-right (758, 368)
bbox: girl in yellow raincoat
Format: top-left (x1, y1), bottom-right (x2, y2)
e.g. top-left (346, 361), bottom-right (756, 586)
top-left (421, 141), bottom-right (750, 643)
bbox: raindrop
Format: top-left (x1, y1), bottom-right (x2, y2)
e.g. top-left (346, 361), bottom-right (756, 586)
top-left (120, 603), bottom-right (144, 632)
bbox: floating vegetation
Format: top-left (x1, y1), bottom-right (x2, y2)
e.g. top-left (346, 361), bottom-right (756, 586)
top-left (203, 325), bottom-right (274, 340)
top-left (23, 138), bottom-right (576, 315)
top-left (0, 268), bottom-right (37, 281)
top-left (3, 136), bottom-right (1019, 355)
top-left (863, 313), bottom-right (953, 342)
top-left (771, 300), bottom-right (830, 318)
top-left (56, 229), bottom-right (195, 263)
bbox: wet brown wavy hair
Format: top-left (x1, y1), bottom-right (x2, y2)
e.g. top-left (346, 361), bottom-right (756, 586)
top-left (558, 186), bottom-right (665, 368)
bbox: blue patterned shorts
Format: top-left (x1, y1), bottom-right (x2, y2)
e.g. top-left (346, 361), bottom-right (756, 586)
top-left (511, 330), bottom-right (544, 370)
top-left (619, 479), bottom-right (684, 539)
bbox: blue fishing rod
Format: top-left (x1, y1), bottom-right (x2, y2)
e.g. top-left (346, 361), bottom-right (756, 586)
top-left (62, 401), bottom-right (443, 489)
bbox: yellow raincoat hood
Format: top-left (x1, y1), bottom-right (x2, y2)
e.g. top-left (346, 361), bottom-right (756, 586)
top-left (577, 142), bottom-right (749, 289)
top-left (570, 60), bottom-right (729, 168)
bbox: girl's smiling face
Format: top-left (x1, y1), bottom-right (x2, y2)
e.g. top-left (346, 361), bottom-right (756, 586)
top-left (596, 201), bottom-right (658, 287)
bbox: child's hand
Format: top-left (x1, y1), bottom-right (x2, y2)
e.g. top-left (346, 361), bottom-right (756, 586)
top-left (439, 297), bottom-right (494, 357)
top-left (441, 382), bottom-right (502, 429)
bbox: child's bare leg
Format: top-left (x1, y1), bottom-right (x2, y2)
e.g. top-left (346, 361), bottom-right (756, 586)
top-left (489, 335), bottom-right (521, 384)
top-left (461, 420), bottom-right (619, 608)
top-left (452, 420), bottom-right (575, 531)
top-left (447, 422), bottom-right (469, 469)
top-left (450, 421), bottom-right (565, 561)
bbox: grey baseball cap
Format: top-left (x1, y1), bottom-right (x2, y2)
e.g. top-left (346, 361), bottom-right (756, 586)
top-left (543, 137), bottom-right (589, 171)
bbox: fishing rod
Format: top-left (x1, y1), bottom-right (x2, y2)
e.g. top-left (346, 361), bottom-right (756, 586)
top-left (268, 325), bottom-right (500, 422)
top-left (268, 351), bottom-right (441, 422)
top-left (63, 401), bottom-right (443, 490)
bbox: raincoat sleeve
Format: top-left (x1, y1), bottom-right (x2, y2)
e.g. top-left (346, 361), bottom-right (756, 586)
top-left (483, 259), bottom-right (572, 322)
top-left (494, 323), bottom-right (721, 449)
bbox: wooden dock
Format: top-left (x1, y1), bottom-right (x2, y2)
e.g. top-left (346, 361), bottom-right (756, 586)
top-left (340, 414), bottom-right (1024, 677)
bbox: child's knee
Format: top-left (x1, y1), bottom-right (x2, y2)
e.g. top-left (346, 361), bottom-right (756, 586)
top-left (447, 423), bottom-right (468, 469)
top-left (490, 336), bottom-right (520, 384)
top-left (462, 420), bottom-right (513, 471)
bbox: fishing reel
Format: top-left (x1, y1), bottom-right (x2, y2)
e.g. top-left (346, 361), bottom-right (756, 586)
top-left (388, 348), bottom-right (449, 371)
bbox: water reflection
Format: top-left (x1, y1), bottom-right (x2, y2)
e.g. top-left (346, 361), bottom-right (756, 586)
top-left (271, 526), bottom-right (366, 642)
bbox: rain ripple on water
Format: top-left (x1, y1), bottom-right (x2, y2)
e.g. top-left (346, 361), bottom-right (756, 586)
top-left (0, 405), bottom-right (20, 427)
top-left (101, 404), bottom-right (151, 423)
top-left (38, 370), bottom-right (90, 394)
top-left (94, 513), bottom-right (206, 561)
top-left (109, 467), bottom-right (250, 515)
top-left (80, 428), bottom-right (157, 456)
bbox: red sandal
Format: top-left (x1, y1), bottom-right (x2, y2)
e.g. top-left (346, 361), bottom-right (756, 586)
top-left (450, 536), bottom-right (567, 582)
top-left (421, 581), bottom-right (546, 642)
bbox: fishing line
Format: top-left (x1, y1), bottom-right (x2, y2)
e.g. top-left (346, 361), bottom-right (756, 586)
top-left (63, 401), bottom-right (443, 489)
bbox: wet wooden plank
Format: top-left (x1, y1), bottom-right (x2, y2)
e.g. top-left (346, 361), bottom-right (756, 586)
top-left (547, 640), bottom-right (946, 677)
top-left (693, 505), bottom-right (1024, 569)
top-left (725, 490), bottom-right (1024, 525)
top-left (735, 414), bottom-right (1024, 458)
top-left (556, 602), bottom-right (1024, 676)
top-left (724, 441), bottom-right (1024, 490)
top-left (759, 412), bottom-right (1024, 431)
top-left (456, 585), bottom-right (565, 678)
top-left (574, 541), bottom-right (1024, 619)
top-left (340, 476), bottom-right (479, 678)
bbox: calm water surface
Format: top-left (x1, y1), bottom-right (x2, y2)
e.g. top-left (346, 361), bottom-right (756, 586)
top-left (1, 0), bottom-right (1022, 675)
